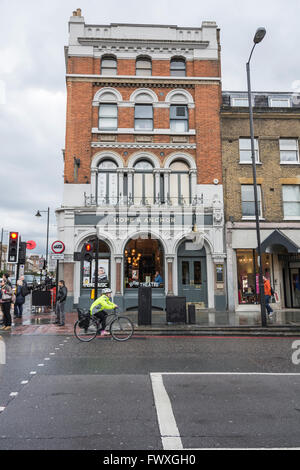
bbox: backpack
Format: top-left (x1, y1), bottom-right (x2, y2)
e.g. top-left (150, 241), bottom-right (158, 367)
top-left (77, 309), bottom-right (90, 329)
top-left (21, 285), bottom-right (30, 297)
top-left (271, 286), bottom-right (275, 296)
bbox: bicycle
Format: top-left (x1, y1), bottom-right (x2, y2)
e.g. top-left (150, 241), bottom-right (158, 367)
top-left (74, 307), bottom-right (134, 343)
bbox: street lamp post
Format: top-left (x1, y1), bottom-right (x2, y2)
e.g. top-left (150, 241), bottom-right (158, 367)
top-left (246, 27), bottom-right (267, 327)
top-left (0, 228), bottom-right (9, 272)
top-left (35, 208), bottom-right (50, 271)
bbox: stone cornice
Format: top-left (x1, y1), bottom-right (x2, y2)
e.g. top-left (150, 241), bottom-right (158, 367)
top-left (65, 74), bottom-right (221, 87)
top-left (78, 37), bottom-right (210, 50)
top-left (91, 142), bottom-right (197, 150)
top-left (221, 109), bottom-right (300, 119)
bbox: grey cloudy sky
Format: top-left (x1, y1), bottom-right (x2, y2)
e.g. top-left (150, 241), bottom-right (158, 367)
top-left (0, 0), bottom-right (299, 258)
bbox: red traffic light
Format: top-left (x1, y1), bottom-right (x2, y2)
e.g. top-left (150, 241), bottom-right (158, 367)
top-left (85, 243), bottom-right (92, 252)
top-left (10, 232), bottom-right (18, 239)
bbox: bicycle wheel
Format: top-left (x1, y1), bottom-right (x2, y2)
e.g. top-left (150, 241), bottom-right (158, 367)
top-left (74, 319), bottom-right (98, 342)
top-left (110, 316), bottom-right (134, 341)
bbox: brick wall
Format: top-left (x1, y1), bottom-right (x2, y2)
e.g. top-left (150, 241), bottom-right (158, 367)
top-left (64, 55), bottom-right (222, 185)
top-left (221, 112), bottom-right (300, 222)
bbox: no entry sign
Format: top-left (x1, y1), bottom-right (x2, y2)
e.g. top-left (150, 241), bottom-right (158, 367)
top-left (51, 240), bottom-right (65, 254)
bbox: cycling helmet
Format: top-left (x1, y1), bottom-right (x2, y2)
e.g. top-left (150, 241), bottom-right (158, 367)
top-left (102, 288), bottom-right (112, 294)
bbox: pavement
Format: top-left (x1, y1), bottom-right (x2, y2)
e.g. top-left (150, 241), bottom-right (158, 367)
top-left (1, 296), bottom-right (300, 336)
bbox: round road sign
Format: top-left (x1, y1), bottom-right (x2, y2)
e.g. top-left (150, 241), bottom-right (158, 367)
top-left (51, 240), bottom-right (65, 254)
top-left (26, 240), bottom-right (37, 250)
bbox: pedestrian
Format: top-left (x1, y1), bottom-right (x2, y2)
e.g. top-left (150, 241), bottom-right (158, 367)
top-left (14, 280), bottom-right (25, 318)
top-left (55, 280), bottom-right (68, 326)
top-left (0, 273), bottom-right (13, 331)
top-left (154, 271), bottom-right (163, 286)
top-left (263, 275), bottom-right (273, 318)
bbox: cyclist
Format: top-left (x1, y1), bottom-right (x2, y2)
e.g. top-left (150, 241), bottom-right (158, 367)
top-left (90, 288), bottom-right (118, 336)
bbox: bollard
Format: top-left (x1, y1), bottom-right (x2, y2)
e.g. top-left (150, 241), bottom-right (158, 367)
top-left (0, 337), bottom-right (6, 365)
top-left (188, 304), bottom-right (196, 324)
top-left (138, 286), bottom-right (152, 325)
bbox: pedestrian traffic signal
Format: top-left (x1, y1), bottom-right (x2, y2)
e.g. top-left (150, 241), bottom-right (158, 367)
top-left (8, 231), bottom-right (19, 263)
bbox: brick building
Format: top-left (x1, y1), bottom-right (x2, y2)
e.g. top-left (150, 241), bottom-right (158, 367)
top-left (56, 9), bottom-right (226, 311)
top-left (221, 91), bottom-right (300, 311)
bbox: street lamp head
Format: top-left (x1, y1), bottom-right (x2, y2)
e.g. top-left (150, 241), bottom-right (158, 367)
top-left (35, 210), bottom-right (42, 217)
top-left (253, 27), bottom-right (266, 44)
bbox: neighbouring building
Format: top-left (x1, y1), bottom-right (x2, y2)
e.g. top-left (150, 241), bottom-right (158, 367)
top-left (56, 9), bottom-right (226, 311)
top-left (221, 90), bottom-right (300, 312)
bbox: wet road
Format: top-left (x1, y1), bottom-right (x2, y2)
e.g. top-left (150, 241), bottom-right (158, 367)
top-left (0, 333), bottom-right (300, 449)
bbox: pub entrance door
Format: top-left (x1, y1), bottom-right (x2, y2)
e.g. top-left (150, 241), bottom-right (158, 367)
top-left (177, 241), bottom-right (207, 306)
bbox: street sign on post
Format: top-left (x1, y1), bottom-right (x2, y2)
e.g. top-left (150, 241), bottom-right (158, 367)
top-left (51, 254), bottom-right (65, 260)
top-left (51, 241), bottom-right (65, 254)
top-left (26, 240), bottom-right (36, 250)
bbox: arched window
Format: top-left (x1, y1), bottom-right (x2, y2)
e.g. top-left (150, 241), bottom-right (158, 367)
top-left (136, 57), bottom-right (152, 76)
top-left (133, 160), bottom-right (154, 205)
top-left (169, 160), bottom-right (190, 205)
top-left (97, 159), bottom-right (118, 204)
top-left (170, 58), bottom-right (186, 77)
top-left (101, 56), bottom-right (117, 75)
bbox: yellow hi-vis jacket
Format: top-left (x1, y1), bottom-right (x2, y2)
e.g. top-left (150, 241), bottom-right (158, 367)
top-left (90, 294), bottom-right (117, 316)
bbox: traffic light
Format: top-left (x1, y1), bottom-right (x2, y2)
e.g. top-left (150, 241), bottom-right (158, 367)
top-left (83, 242), bottom-right (93, 261)
top-left (18, 241), bottom-right (27, 265)
top-left (8, 231), bottom-right (19, 263)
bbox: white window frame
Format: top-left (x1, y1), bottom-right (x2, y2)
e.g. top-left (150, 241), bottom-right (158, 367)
top-left (269, 97), bottom-right (291, 108)
top-left (241, 184), bottom-right (263, 219)
top-left (232, 97), bottom-right (249, 107)
top-left (279, 139), bottom-right (300, 164)
top-left (282, 185), bottom-right (300, 220)
top-left (98, 103), bottom-right (118, 131)
top-left (239, 138), bottom-right (260, 164)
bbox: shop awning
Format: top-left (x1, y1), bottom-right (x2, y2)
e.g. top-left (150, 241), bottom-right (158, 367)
top-left (259, 229), bottom-right (299, 253)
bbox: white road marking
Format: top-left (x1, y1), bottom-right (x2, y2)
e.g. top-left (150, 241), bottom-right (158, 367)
top-left (9, 392), bottom-right (18, 397)
top-left (0, 407), bottom-right (5, 412)
top-left (21, 381), bottom-right (28, 385)
top-left (150, 373), bottom-right (183, 450)
top-left (30, 371), bottom-right (36, 375)
top-left (159, 372), bottom-right (300, 376)
top-left (37, 364), bottom-right (44, 367)
top-left (49, 353), bottom-right (55, 355)
top-left (151, 372), bottom-right (300, 451)
top-left (0, 337), bottom-right (5, 364)
top-left (44, 358), bottom-right (50, 361)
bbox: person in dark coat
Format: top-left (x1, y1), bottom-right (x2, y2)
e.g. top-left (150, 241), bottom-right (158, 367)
top-left (55, 280), bottom-right (68, 326)
top-left (14, 280), bottom-right (25, 318)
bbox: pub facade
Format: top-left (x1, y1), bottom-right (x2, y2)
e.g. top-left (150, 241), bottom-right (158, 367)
top-left (56, 10), bottom-right (226, 311)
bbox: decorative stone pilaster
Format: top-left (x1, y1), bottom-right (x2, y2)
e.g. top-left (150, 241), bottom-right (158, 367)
top-left (166, 256), bottom-right (174, 295)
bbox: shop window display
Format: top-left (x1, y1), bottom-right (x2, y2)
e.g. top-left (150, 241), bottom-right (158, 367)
top-left (124, 237), bottom-right (164, 288)
top-left (237, 249), bottom-right (272, 304)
